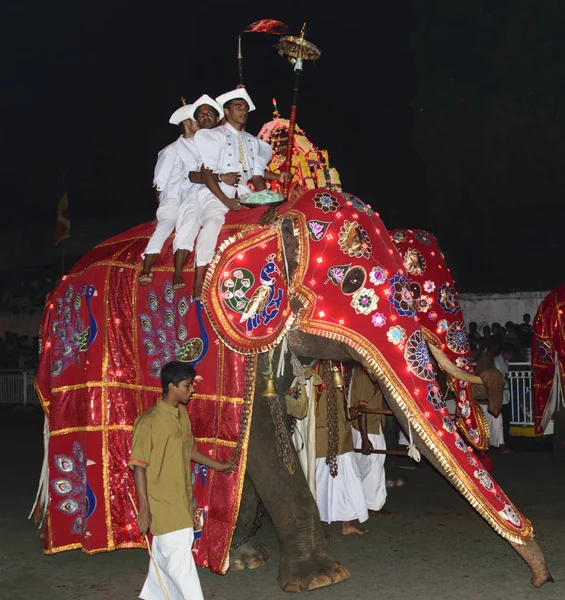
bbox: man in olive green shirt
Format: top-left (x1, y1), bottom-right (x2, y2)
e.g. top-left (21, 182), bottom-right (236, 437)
top-left (129, 360), bottom-right (234, 600)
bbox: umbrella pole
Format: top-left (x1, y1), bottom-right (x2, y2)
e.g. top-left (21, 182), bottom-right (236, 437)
top-left (283, 64), bottom-right (303, 199)
top-left (237, 35), bottom-right (244, 85)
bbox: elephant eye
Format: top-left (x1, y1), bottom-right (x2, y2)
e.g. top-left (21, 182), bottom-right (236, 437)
top-left (341, 266), bottom-right (367, 295)
top-left (410, 282), bottom-right (421, 299)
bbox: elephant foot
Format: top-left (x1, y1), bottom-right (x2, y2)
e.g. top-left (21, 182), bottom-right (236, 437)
top-left (531, 572), bottom-right (554, 588)
top-left (229, 540), bottom-right (270, 572)
top-left (279, 552), bottom-right (350, 592)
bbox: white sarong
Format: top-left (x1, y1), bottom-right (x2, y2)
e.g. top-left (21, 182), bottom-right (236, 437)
top-left (351, 427), bottom-right (387, 511)
top-left (479, 404), bottom-right (504, 448)
top-left (315, 453), bottom-right (369, 524)
top-left (140, 527), bottom-right (203, 600)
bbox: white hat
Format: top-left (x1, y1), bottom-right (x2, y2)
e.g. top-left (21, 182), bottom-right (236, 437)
top-left (215, 88), bottom-right (256, 114)
top-left (191, 94), bottom-right (223, 120)
top-left (169, 104), bottom-right (194, 125)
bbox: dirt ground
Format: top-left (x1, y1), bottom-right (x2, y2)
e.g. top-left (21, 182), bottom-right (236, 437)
top-left (2, 408), bottom-right (564, 600)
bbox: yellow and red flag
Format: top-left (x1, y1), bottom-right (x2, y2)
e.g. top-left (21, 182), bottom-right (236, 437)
top-left (55, 182), bottom-right (70, 246)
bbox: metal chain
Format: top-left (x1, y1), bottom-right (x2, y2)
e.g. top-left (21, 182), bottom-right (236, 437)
top-left (322, 361), bottom-right (339, 477)
top-left (267, 395), bottom-right (296, 475)
top-left (232, 354), bottom-right (256, 465)
top-left (231, 503), bottom-right (267, 550)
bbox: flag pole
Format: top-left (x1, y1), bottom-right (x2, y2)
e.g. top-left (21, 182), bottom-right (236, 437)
top-left (61, 239), bottom-right (65, 276)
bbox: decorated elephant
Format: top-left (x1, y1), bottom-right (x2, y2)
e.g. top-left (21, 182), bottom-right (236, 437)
top-left (532, 283), bottom-right (565, 456)
top-left (34, 187), bottom-right (552, 592)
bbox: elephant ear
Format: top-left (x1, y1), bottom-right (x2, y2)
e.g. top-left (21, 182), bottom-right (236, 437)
top-left (202, 226), bottom-right (295, 354)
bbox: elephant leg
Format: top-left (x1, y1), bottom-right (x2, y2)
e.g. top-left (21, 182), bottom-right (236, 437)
top-left (229, 474), bottom-right (270, 571)
top-left (246, 390), bottom-right (350, 592)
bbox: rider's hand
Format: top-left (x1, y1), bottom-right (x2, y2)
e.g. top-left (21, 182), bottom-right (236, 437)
top-left (224, 198), bottom-right (243, 211)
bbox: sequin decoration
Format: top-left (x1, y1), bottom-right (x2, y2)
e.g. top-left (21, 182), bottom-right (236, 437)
top-left (414, 231), bottom-right (431, 245)
top-left (369, 266), bottom-right (388, 286)
top-left (415, 295), bottom-right (433, 313)
top-left (342, 192), bottom-right (374, 215)
top-left (350, 287), bottom-right (378, 315)
top-left (338, 220), bottom-right (372, 259)
top-left (371, 312), bottom-right (387, 327)
top-left (446, 321), bottom-right (470, 354)
top-left (403, 248), bottom-right (427, 276)
top-left (502, 504), bottom-right (523, 527)
top-left (437, 283), bottom-right (461, 315)
top-left (536, 340), bottom-right (553, 364)
top-left (313, 191), bottom-right (339, 213)
top-left (475, 469), bottom-right (494, 491)
top-left (427, 381), bottom-right (444, 409)
top-left (391, 231), bottom-right (407, 244)
top-left (387, 325), bottom-right (407, 346)
top-left (455, 356), bottom-right (471, 368)
top-left (423, 280), bottom-right (435, 293)
top-left (388, 273), bottom-right (416, 317)
top-left (442, 416), bottom-right (455, 433)
top-left (404, 331), bottom-right (436, 380)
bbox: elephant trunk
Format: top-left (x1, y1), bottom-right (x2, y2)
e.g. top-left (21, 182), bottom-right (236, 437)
top-left (426, 342), bottom-right (483, 384)
top-left (508, 539), bottom-right (553, 588)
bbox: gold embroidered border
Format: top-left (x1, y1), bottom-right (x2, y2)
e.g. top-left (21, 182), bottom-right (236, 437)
top-left (50, 425), bottom-right (133, 436)
top-left (298, 319), bottom-right (533, 545)
top-left (221, 353), bottom-right (257, 572)
top-left (62, 261), bottom-right (196, 282)
top-left (202, 228), bottom-right (297, 354)
top-left (44, 541), bottom-right (146, 555)
top-left (102, 266), bottom-right (114, 549)
top-left (195, 437), bottom-right (237, 448)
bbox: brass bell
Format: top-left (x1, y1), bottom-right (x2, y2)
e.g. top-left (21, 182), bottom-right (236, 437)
top-left (261, 375), bottom-right (279, 398)
top-left (332, 365), bottom-right (345, 389)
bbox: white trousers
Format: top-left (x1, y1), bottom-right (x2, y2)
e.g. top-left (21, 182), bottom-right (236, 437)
top-left (140, 527), bottom-right (203, 600)
top-left (174, 190), bottom-right (229, 265)
top-left (479, 404), bottom-right (505, 448)
top-left (351, 427), bottom-right (387, 511)
top-left (315, 453), bottom-right (369, 524)
top-left (142, 198), bottom-right (181, 258)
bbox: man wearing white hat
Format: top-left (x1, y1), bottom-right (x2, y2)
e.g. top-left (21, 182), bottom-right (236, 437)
top-left (139, 95), bottom-right (226, 287)
top-left (173, 88), bottom-right (272, 298)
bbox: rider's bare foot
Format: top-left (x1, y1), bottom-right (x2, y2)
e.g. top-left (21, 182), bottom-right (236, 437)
top-left (340, 521), bottom-right (368, 536)
top-left (193, 280), bottom-right (204, 301)
top-left (173, 273), bottom-right (186, 290)
top-left (138, 272), bottom-right (153, 286)
top-left (369, 508), bottom-right (393, 517)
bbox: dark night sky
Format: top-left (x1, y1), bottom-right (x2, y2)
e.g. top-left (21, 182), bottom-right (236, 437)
top-left (2, 2), bottom-right (558, 292)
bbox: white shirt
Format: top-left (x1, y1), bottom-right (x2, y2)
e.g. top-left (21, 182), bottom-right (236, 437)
top-left (153, 136), bottom-right (199, 192)
top-left (193, 123), bottom-right (272, 198)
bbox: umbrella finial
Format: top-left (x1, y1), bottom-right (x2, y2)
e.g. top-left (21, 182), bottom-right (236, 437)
top-left (272, 98), bottom-right (280, 119)
top-left (299, 22), bottom-right (307, 38)
top-left (180, 96), bottom-right (187, 106)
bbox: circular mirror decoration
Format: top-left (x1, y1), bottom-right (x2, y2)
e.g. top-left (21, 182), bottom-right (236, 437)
top-left (404, 330), bottom-right (436, 380)
top-left (340, 266), bottom-right (367, 295)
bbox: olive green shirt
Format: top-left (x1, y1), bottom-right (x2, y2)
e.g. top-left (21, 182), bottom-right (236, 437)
top-left (350, 368), bottom-right (385, 435)
top-left (129, 398), bottom-right (195, 535)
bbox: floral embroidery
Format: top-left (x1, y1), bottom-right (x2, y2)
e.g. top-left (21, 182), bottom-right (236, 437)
top-left (474, 469), bottom-right (494, 491)
top-left (442, 416), bottom-right (455, 434)
top-left (427, 381), bottom-right (444, 410)
top-left (415, 295), bottom-right (433, 313)
top-left (414, 231), bottom-right (431, 245)
top-left (369, 266), bottom-right (388, 286)
top-left (403, 248), bottom-right (427, 276)
top-left (455, 356), bottom-right (471, 368)
top-left (423, 280), bottom-right (435, 293)
top-left (404, 330), bottom-right (436, 380)
top-left (314, 191), bottom-right (339, 213)
top-left (327, 264), bottom-right (351, 285)
top-left (307, 219), bottom-right (330, 241)
top-left (437, 319), bottom-right (449, 333)
top-left (391, 231), bottom-right (407, 244)
top-left (437, 283), bottom-right (460, 315)
top-left (428, 311), bottom-right (438, 321)
top-left (351, 287), bottom-right (378, 315)
top-left (387, 325), bottom-right (407, 346)
top-left (446, 321), bottom-right (470, 354)
top-left (388, 273), bottom-right (415, 317)
top-left (338, 220), bottom-right (372, 259)
top-left (371, 312), bottom-right (387, 327)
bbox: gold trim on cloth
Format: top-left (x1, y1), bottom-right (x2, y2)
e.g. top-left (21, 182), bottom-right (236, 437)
top-left (44, 541), bottom-right (146, 555)
top-left (202, 228), bottom-right (297, 355)
top-left (195, 437), bottom-right (237, 448)
top-left (297, 319), bottom-right (534, 545)
top-left (50, 425), bottom-right (133, 436)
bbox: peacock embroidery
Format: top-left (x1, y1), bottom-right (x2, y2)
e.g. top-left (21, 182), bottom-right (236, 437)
top-left (221, 254), bottom-right (284, 332)
top-left (51, 284), bottom-right (99, 377)
top-left (139, 281), bottom-right (209, 378)
top-left (51, 441), bottom-right (97, 535)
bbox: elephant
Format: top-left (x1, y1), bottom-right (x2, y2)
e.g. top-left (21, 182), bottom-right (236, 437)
top-left (34, 187), bottom-right (552, 593)
top-left (532, 283), bottom-right (565, 458)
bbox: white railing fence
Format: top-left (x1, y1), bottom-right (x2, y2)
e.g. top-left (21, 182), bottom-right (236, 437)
top-left (0, 364), bottom-right (537, 426)
top-left (0, 369), bottom-right (40, 406)
top-left (507, 362), bottom-right (534, 427)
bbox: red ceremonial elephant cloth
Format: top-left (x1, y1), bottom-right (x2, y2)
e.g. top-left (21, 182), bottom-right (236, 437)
top-left (532, 283), bottom-right (565, 434)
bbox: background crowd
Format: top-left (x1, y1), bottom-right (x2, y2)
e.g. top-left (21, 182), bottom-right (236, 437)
top-left (468, 314), bottom-right (533, 362)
